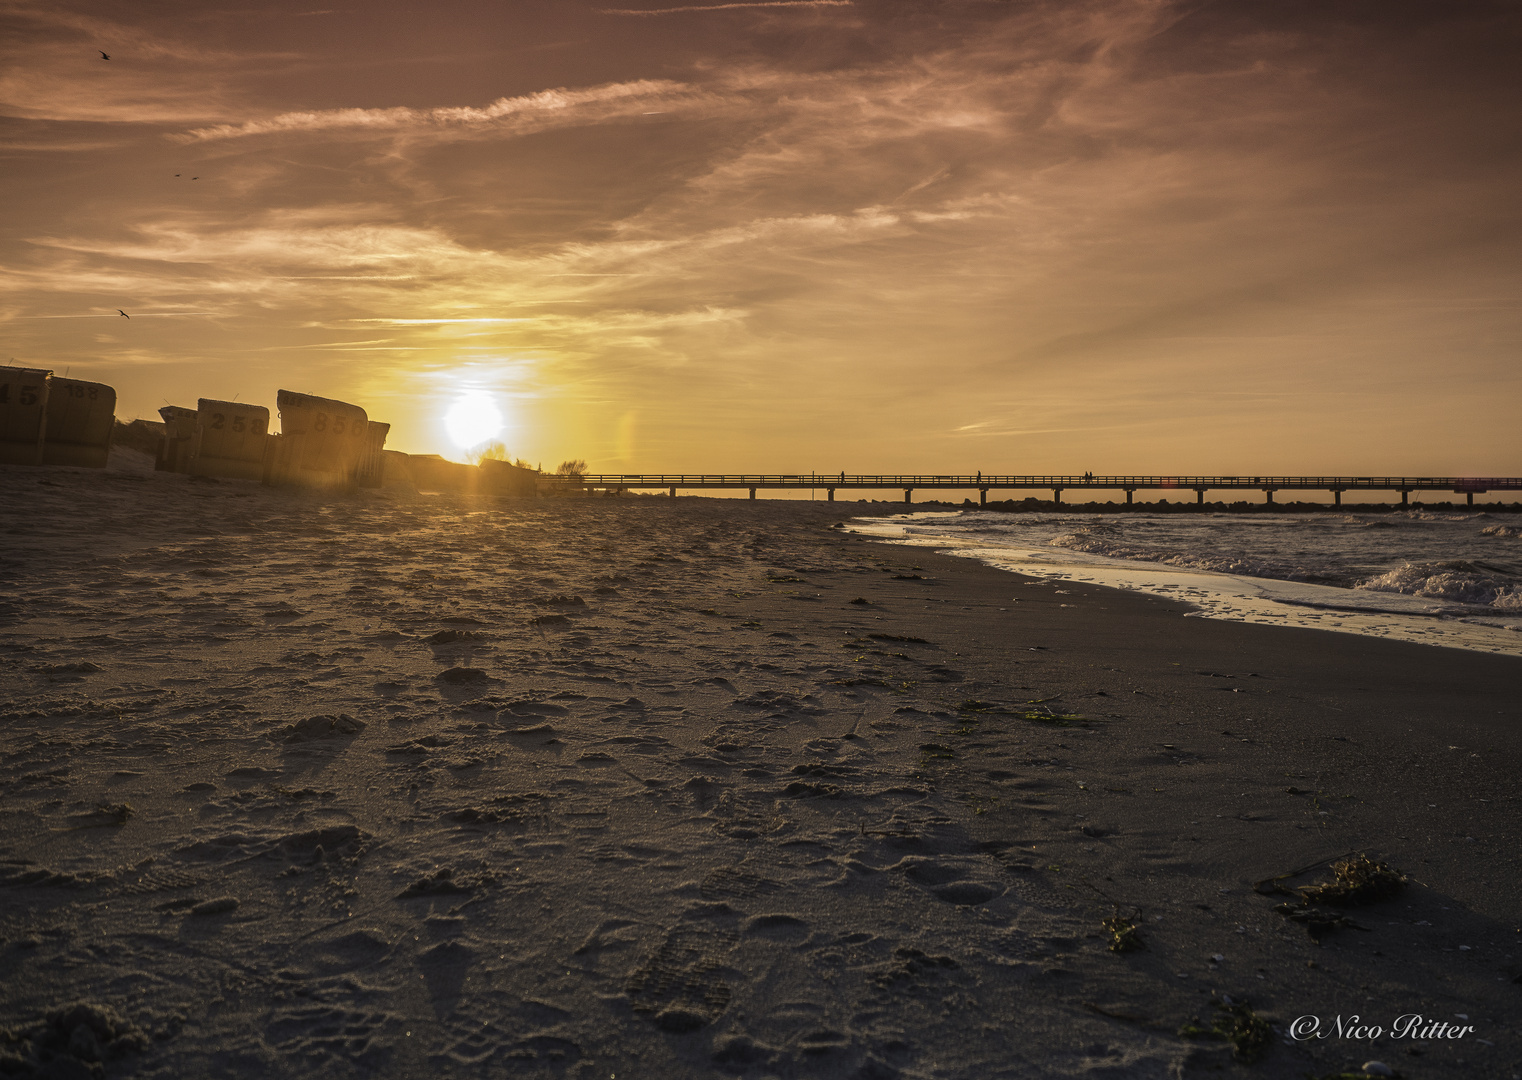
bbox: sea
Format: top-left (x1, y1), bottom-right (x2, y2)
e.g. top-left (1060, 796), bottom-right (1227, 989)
top-left (849, 510), bottom-right (1522, 657)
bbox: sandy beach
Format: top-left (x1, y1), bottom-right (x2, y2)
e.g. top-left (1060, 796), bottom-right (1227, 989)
top-left (2, 455), bottom-right (1519, 1080)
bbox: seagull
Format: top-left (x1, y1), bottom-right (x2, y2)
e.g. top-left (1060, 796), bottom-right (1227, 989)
top-left (100, 51), bottom-right (110, 60)
top-left (118, 310), bottom-right (129, 318)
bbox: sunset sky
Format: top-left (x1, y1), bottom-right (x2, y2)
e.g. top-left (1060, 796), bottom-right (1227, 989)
top-left (3, 0), bottom-right (1519, 472)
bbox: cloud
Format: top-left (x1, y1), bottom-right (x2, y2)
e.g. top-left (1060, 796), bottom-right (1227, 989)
top-left (0, 3), bottom-right (295, 123)
top-left (175, 79), bottom-right (709, 142)
top-left (11, 206), bottom-right (766, 383)
top-left (339, 317), bottom-right (530, 326)
top-left (946, 423), bottom-right (1131, 439)
top-left (4, 1), bottom-right (1520, 468)
top-left (603, 1), bottom-right (852, 14)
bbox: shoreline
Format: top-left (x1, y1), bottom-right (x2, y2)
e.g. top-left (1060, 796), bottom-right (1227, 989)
top-left (845, 515), bottom-right (1522, 661)
top-left (811, 496), bottom-right (1522, 514)
top-left (966, 499), bottom-right (1522, 514)
top-left (1, 469), bottom-right (1518, 1077)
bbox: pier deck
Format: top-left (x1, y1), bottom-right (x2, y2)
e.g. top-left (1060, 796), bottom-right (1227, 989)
top-left (543, 474), bottom-right (1522, 506)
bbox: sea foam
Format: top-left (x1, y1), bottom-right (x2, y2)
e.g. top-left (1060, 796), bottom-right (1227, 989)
top-left (854, 509), bottom-right (1522, 655)
top-left (1047, 525), bottom-right (1321, 584)
top-left (1356, 561), bottom-right (1522, 610)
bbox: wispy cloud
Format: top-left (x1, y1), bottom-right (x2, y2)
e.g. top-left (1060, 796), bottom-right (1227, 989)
top-left (338, 318), bottom-right (530, 326)
top-left (4, 1), bottom-right (1519, 469)
top-left (176, 79), bottom-right (706, 142)
top-left (0, 4), bottom-right (296, 123)
top-left (603, 1), bottom-right (851, 14)
top-left (13, 311), bottom-right (216, 319)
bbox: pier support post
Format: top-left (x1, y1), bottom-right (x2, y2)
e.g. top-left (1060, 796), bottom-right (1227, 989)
top-left (1467, 492), bottom-right (1474, 506)
top-left (1124, 489), bottom-right (1134, 505)
top-left (827, 488), bottom-right (835, 502)
top-left (1400, 489), bottom-right (1409, 506)
top-left (1195, 489), bottom-right (1205, 505)
top-left (1332, 489), bottom-right (1342, 506)
top-left (904, 489), bottom-right (913, 504)
top-left (1053, 488), bottom-right (1062, 506)
top-left (749, 488), bottom-right (756, 500)
top-left (669, 486), bottom-right (676, 498)
top-left (1265, 489), bottom-right (1275, 505)
top-left (979, 488), bottom-right (987, 506)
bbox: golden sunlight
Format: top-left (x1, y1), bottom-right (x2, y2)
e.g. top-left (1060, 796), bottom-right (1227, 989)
top-left (444, 390), bottom-right (505, 451)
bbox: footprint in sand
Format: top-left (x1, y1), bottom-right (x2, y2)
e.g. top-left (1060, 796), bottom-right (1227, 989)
top-left (385, 734), bottom-right (454, 756)
top-left (701, 865), bottom-right (780, 902)
top-left (743, 912), bottom-right (810, 937)
top-left (265, 1003), bottom-right (397, 1069)
top-left (873, 945), bottom-right (961, 987)
top-left (625, 923), bottom-right (737, 1031)
top-left (277, 714), bottom-right (366, 743)
top-left (932, 881), bottom-right (1000, 905)
top-left (308, 929), bottom-right (391, 974)
top-left (888, 856), bottom-right (1003, 904)
top-left (601, 733), bottom-right (673, 755)
top-left (225, 766), bottom-right (282, 782)
top-left (416, 939), bottom-right (476, 1008)
top-left (713, 1033), bottom-right (782, 1069)
top-left (506, 722), bottom-right (557, 737)
top-left (683, 775), bottom-right (723, 809)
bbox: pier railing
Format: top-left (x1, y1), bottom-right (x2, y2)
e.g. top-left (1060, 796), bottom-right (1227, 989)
top-left (540, 473), bottom-right (1522, 505)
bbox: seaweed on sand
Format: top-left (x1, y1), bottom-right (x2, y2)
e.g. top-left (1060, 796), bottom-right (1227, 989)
top-left (1080, 880), bottom-right (1144, 953)
top-left (1178, 1001), bottom-right (1271, 1062)
top-left (1101, 908), bottom-right (1144, 953)
top-left (955, 698), bottom-right (1086, 727)
top-left (1267, 853), bottom-right (1404, 941)
top-left (1017, 709), bottom-right (1083, 727)
top-left (1299, 854), bottom-right (1406, 906)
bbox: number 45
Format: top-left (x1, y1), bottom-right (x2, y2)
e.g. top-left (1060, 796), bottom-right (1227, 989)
top-left (0, 384), bottom-right (40, 406)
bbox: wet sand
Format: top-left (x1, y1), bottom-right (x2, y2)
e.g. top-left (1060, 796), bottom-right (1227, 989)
top-left (1, 455), bottom-right (1519, 1079)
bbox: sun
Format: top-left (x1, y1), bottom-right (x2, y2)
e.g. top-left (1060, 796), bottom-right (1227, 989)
top-left (444, 390), bottom-right (504, 451)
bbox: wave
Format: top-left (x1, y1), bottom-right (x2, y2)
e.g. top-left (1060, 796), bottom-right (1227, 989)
top-left (1393, 510), bottom-right (1476, 523)
top-left (1480, 524), bottom-right (1522, 538)
top-left (1045, 525), bottom-right (1522, 611)
top-left (1046, 527), bottom-right (1332, 584)
top-left (1355, 561), bottom-right (1522, 610)
top-left (1334, 516), bottom-right (1397, 529)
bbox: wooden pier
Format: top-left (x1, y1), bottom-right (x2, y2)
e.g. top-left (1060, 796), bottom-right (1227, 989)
top-left (544, 474), bottom-right (1522, 506)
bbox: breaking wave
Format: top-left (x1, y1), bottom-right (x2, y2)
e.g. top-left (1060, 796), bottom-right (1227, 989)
top-left (1047, 523), bottom-right (1522, 611)
top-left (853, 508), bottom-right (1522, 654)
top-left (1047, 526), bottom-right (1330, 584)
top-left (1355, 561), bottom-right (1522, 610)
top-left (1392, 510), bottom-right (1475, 523)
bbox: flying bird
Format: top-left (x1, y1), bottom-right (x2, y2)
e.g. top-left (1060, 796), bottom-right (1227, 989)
top-left (100, 51), bottom-right (110, 60)
top-left (118, 310), bottom-right (129, 318)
